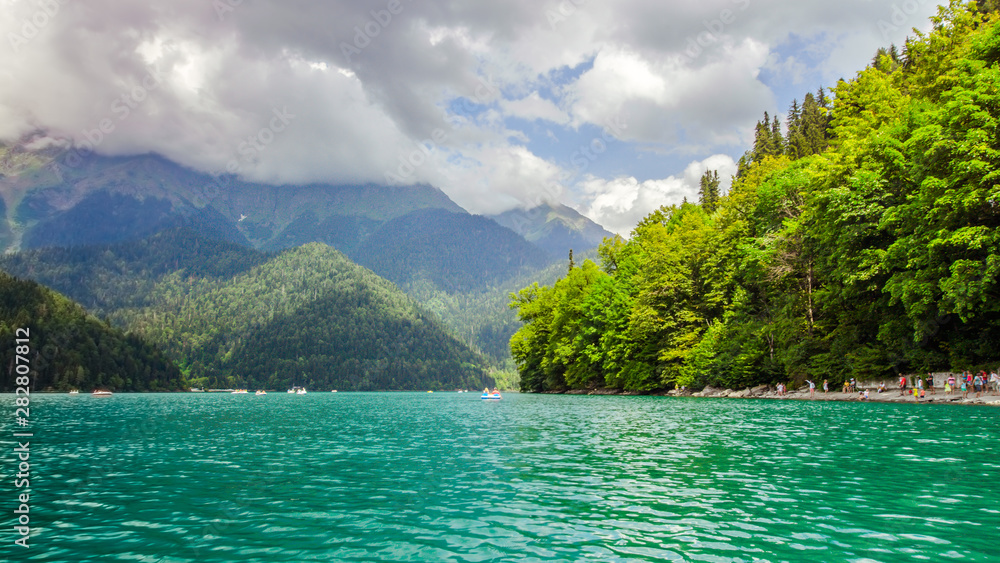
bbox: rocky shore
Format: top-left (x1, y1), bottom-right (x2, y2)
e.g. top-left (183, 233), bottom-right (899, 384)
top-left (683, 384), bottom-right (1000, 405)
top-left (563, 383), bottom-right (1000, 405)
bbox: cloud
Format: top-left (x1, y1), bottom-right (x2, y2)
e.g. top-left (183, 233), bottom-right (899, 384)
top-left (500, 92), bottom-right (569, 125)
top-left (565, 40), bottom-right (773, 148)
top-left (0, 0), bottom-right (943, 234)
top-left (577, 153), bottom-right (737, 236)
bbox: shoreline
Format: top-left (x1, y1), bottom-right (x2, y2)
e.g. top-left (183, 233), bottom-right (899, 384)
top-left (559, 385), bottom-right (1000, 406)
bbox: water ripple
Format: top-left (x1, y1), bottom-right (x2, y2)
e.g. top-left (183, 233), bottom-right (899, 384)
top-left (3, 393), bottom-right (998, 561)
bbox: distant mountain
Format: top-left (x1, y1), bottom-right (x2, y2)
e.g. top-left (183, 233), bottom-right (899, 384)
top-left (0, 142), bottom-right (567, 370)
top-left (0, 229), bottom-right (493, 391)
top-left (489, 202), bottom-right (614, 258)
top-left (0, 272), bottom-right (184, 392)
top-left (349, 208), bottom-right (553, 293)
top-left (0, 143), bottom-right (464, 253)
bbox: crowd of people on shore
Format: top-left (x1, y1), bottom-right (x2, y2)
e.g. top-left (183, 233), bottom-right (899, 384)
top-left (792, 371), bottom-right (1000, 401)
top-left (935, 371), bottom-right (999, 399)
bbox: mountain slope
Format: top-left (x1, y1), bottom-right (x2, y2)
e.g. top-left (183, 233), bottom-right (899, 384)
top-left (0, 230), bottom-right (492, 390)
top-left (127, 243), bottom-right (490, 390)
top-left (349, 208), bottom-right (553, 293)
top-left (0, 227), bottom-right (271, 314)
top-left (0, 272), bottom-right (184, 392)
top-left (489, 202), bottom-right (614, 258)
top-left (0, 145), bottom-right (465, 253)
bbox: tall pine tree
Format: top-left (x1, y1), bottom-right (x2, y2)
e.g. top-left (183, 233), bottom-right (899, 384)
top-left (698, 170), bottom-right (721, 213)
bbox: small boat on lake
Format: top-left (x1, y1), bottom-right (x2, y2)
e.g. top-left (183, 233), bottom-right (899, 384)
top-left (69, 390), bottom-right (79, 395)
top-left (481, 392), bottom-right (502, 400)
top-left (92, 390), bottom-right (112, 397)
top-left (232, 389), bottom-right (248, 394)
top-left (255, 390), bottom-right (266, 395)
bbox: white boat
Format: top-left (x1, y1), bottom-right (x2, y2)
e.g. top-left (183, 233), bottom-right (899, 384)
top-left (296, 387), bottom-right (307, 395)
top-left (92, 390), bottom-right (113, 397)
top-left (481, 392), bottom-right (502, 400)
top-left (68, 390), bottom-right (79, 395)
top-left (331, 390), bottom-right (337, 393)
top-left (255, 390), bottom-right (266, 395)
top-left (231, 389), bottom-right (248, 394)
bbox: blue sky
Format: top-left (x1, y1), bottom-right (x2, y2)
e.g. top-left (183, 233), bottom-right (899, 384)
top-left (0, 0), bottom-right (943, 234)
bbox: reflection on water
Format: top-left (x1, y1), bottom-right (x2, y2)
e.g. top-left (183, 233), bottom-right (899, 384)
top-left (9, 393), bottom-right (998, 561)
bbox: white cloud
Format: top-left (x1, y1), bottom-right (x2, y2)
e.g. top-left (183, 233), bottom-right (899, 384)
top-left (577, 154), bottom-right (737, 236)
top-left (565, 39), bottom-right (773, 148)
top-left (0, 0), bottom-right (944, 231)
top-left (422, 143), bottom-right (566, 215)
top-left (500, 92), bottom-right (569, 124)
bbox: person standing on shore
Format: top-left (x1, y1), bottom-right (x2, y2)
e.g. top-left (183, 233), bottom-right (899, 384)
top-left (823, 379), bottom-right (828, 394)
top-left (947, 374), bottom-right (956, 395)
top-left (926, 373), bottom-right (934, 395)
top-left (973, 372), bottom-right (983, 398)
top-left (961, 377), bottom-right (968, 399)
top-left (807, 379), bottom-right (816, 399)
top-left (899, 374), bottom-right (907, 395)
top-left (991, 370), bottom-right (999, 395)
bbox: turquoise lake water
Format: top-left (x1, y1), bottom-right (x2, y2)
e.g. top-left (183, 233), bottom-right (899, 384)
top-left (2, 392), bottom-right (998, 562)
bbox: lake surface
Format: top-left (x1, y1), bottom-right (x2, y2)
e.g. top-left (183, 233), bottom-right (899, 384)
top-left (4, 392), bottom-right (998, 562)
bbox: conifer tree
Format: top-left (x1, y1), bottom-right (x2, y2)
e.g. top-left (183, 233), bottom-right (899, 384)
top-left (785, 99), bottom-right (808, 159)
top-left (698, 170), bottom-right (721, 213)
top-left (799, 92), bottom-right (828, 156)
top-left (771, 115), bottom-right (783, 155)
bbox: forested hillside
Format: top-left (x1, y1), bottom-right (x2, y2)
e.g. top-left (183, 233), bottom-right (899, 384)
top-left (511, 1), bottom-right (1000, 392)
top-left (350, 208), bottom-right (553, 292)
top-left (129, 243), bottom-right (489, 391)
top-left (0, 227), bottom-right (270, 313)
top-left (0, 272), bottom-right (183, 392)
top-left (1, 230), bottom-right (492, 390)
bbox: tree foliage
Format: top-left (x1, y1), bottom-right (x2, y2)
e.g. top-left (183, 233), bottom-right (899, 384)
top-left (512, 1), bottom-right (1000, 392)
top-left (1, 228), bottom-right (493, 391)
top-left (0, 272), bottom-right (183, 392)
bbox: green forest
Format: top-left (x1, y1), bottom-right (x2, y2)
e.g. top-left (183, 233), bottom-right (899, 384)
top-left (511, 1), bottom-right (1000, 393)
top-left (0, 272), bottom-right (183, 392)
top-left (1, 228), bottom-right (493, 391)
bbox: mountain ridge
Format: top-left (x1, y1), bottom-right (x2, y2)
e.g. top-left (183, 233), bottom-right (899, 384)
top-left (0, 229), bottom-right (493, 391)
top-left (489, 202), bottom-right (614, 259)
